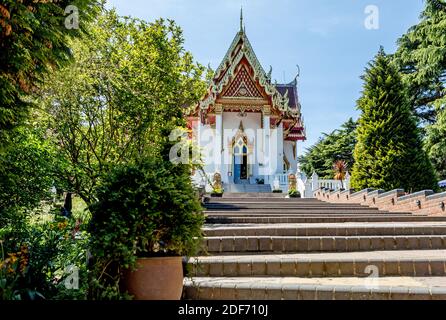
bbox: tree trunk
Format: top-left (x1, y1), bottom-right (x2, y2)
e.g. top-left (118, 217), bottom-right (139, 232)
top-left (63, 192), bottom-right (73, 218)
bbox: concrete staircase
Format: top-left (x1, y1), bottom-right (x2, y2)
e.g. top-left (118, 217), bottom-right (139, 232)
top-left (184, 193), bottom-right (446, 300)
top-left (223, 184), bottom-right (272, 194)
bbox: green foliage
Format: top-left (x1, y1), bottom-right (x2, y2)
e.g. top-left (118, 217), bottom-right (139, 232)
top-left (87, 158), bottom-right (204, 300)
top-left (71, 197), bottom-right (91, 223)
top-left (0, 0), bottom-right (100, 146)
top-left (41, 9), bottom-right (207, 206)
top-left (0, 125), bottom-right (61, 225)
top-left (1, 214), bottom-right (89, 300)
top-left (288, 189), bottom-right (301, 198)
top-left (425, 107), bottom-right (446, 179)
top-left (351, 48), bottom-right (438, 192)
top-left (393, 0), bottom-right (446, 122)
top-left (1, 5), bottom-right (207, 302)
top-left (299, 118), bottom-right (357, 178)
top-left (211, 188), bottom-right (224, 196)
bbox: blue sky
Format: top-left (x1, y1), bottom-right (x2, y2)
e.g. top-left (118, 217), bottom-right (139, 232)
top-left (106, 0), bottom-right (425, 154)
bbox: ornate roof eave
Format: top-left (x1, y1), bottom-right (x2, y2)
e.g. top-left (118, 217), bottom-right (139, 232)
top-left (199, 31), bottom-right (295, 116)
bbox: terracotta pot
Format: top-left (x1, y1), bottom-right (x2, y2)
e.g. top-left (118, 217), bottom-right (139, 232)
top-left (123, 256), bottom-right (184, 300)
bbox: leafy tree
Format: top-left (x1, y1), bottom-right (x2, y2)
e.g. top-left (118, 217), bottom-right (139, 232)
top-left (0, 123), bottom-right (62, 226)
top-left (393, 0), bottom-right (446, 123)
top-left (299, 118), bottom-right (357, 178)
top-left (41, 10), bottom-right (207, 205)
top-left (0, 0), bottom-right (100, 146)
top-left (425, 107), bottom-right (446, 179)
top-left (351, 48), bottom-right (438, 192)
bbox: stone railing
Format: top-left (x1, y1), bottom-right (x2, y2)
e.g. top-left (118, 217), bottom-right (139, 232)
top-left (275, 174), bottom-right (288, 186)
top-left (314, 187), bottom-right (446, 216)
top-left (296, 171), bottom-right (351, 198)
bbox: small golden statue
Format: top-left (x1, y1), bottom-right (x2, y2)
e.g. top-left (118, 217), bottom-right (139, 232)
top-left (288, 173), bottom-right (297, 191)
top-left (213, 172), bottom-right (222, 191)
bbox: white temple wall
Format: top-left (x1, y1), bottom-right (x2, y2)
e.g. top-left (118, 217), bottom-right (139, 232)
top-left (197, 112), bottom-right (294, 185)
top-left (284, 141), bottom-right (298, 173)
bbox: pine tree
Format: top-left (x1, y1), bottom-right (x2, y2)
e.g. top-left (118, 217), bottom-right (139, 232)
top-left (299, 118), bottom-right (357, 179)
top-left (351, 48), bottom-right (438, 192)
top-left (393, 0), bottom-right (446, 123)
top-left (425, 108), bottom-right (446, 179)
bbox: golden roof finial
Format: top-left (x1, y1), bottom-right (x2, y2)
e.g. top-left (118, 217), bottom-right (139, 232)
top-left (240, 6), bottom-right (243, 33)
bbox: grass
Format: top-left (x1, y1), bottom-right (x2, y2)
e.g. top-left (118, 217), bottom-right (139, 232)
top-left (28, 195), bottom-right (91, 226)
top-left (72, 196), bottom-right (91, 222)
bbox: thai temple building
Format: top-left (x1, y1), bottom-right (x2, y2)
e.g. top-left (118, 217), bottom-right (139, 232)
top-left (187, 11), bottom-right (306, 192)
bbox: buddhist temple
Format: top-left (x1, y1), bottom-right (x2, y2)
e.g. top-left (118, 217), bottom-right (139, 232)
top-left (187, 10), bottom-right (306, 191)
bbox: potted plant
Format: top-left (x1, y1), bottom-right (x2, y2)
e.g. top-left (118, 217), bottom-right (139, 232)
top-left (288, 189), bottom-right (301, 198)
top-left (88, 158), bottom-right (204, 300)
top-left (211, 188), bottom-right (224, 197)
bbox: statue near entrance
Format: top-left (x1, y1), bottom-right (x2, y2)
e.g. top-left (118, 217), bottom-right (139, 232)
top-left (288, 173), bottom-right (297, 191)
top-left (213, 172), bottom-right (222, 191)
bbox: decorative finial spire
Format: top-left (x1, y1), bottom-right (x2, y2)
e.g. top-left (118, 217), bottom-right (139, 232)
top-left (240, 6), bottom-right (243, 32)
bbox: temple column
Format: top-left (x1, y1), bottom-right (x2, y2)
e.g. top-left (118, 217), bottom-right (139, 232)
top-left (214, 104), bottom-right (223, 176)
top-left (263, 106), bottom-right (271, 183)
top-left (192, 117), bottom-right (201, 165)
top-left (276, 122), bottom-right (284, 174)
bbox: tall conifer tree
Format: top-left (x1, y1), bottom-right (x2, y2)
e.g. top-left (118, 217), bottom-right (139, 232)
top-left (351, 48), bottom-right (438, 192)
top-left (425, 108), bottom-right (446, 179)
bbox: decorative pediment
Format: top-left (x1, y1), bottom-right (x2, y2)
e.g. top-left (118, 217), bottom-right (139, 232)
top-left (222, 65), bottom-right (263, 98)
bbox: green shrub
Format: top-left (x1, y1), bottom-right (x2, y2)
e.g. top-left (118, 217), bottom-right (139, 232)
top-left (0, 213), bottom-right (89, 300)
top-left (288, 189), bottom-right (301, 198)
top-left (211, 188), bottom-right (224, 196)
top-left (87, 158), bottom-right (205, 299)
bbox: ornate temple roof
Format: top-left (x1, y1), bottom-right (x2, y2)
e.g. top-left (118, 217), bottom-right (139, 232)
top-left (189, 10), bottom-right (306, 141)
top-left (275, 80), bottom-right (300, 111)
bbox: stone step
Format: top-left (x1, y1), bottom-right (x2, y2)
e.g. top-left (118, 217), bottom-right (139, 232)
top-left (223, 185), bottom-right (273, 193)
top-left (183, 277), bottom-right (446, 300)
top-left (206, 216), bottom-right (446, 224)
top-left (205, 204), bottom-right (364, 209)
top-left (205, 212), bottom-right (410, 216)
top-left (205, 197), bottom-right (326, 205)
top-left (222, 193), bottom-right (286, 198)
top-left (206, 198), bottom-right (326, 203)
top-left (205, 205), bottom-right (378, 210)
top-left (204, 210), bottom-right (404, 218)
top-left (204, 204), bottom-right (381, 210)
top-left (189, 250), bottom-right (446, 277)
top-left (203, 235), bottom-right (446, 254)
top-left (205, 208), bottom-right (387, 215)
top-left (203, 223), bottom-right (446, 237)
top-left (205, 215), bottom-right (410, 220)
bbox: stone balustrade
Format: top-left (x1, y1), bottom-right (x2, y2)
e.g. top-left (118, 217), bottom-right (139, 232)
top-left (314, 187), bottom-right (446, 216)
